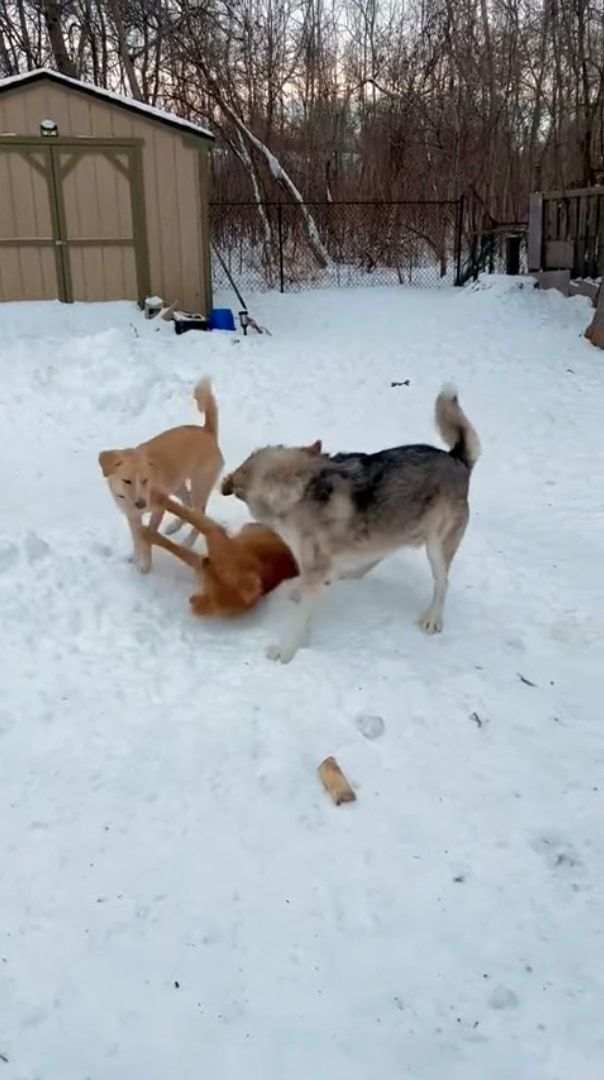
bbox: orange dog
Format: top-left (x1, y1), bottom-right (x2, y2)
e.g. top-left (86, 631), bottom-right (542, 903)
top-left (143, 494), bottom-right (299, 616)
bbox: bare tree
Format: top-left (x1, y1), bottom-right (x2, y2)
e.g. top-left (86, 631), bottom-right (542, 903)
top-left (2, 0), bottom-right (604, 276)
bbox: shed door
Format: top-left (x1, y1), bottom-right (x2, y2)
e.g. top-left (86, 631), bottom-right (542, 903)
top-left (0, 146), bottom-right (61, 301)
top-left (0, 139), bottom-right (149, 304)
top-left (57, 147), bottom-right (147, 303)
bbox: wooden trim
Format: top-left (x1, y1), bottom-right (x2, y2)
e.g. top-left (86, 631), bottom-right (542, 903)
top-left (15, 149), bottom-right (48, 177)
top-left (103, 150), bottom-right (131, 180)
top-left (59, 153), bottom-right (77, 179)
top-left (49, 145), bottom-right (71, 301)
top-left (0, 237), bottom-right (55, 246)
top-left (67, 238), bottom-right (134, 247)
top-left (0, 136), bottom-right (143, 148)
top-left (198, 147), bottom-right (212, 315)
top-left (58, 145), bottom-right (132, 182)
top-left (128, 145), bottom-right (151, 306)
top-left (543, 186), bottom-right (604, 201)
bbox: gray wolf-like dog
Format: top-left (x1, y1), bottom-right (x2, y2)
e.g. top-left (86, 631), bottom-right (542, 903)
top-left (221, 385), bottom-right (480, 663)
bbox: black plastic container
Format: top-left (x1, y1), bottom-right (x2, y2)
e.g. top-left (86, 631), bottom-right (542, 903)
top-left (174, 315), bottom-right (209, 335)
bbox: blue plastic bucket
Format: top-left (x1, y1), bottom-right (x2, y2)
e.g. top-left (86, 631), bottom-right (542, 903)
top-left (209, 307), bottom-right (236, 331)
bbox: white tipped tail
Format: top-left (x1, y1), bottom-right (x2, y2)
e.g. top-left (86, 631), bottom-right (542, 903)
top-left (435, 384), bottom-right (480, 469)
top-left (193, 377), bottom-right (219, 438)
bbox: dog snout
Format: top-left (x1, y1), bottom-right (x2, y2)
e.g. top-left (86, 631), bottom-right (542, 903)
top-left (221, 475), bottom-right (234, 496)
top-left (134, 498), bottom-right (146, 510)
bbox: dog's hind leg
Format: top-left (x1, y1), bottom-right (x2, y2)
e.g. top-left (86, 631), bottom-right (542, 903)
top-left (340, 557), bottom-right (382, 581)
top-left (290, 556), bottom-right (380, 599)
top-left (419, 535), bottom-right (448, 634)
top-left (419, 517), bottom-right (467, 634)
top-left (182, 470), bottom-right (219, 549)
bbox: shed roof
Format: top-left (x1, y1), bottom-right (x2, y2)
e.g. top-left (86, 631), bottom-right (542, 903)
top-left (0, 68), bottom-right (214, 142)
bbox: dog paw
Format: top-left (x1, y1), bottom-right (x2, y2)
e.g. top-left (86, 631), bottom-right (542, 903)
top-left (136, 553), bottom-right (151, 574)
top-left (266, 643), bottom-right (297, 664)
top-left (419, 612), bottom-right (442, 634)
top-left (189, 594), bottom-right (212, 616)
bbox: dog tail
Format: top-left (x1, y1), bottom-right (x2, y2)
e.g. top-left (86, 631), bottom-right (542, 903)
top-left (193, 377), bottom-right (219, 438)
top-left (435, 384), bottom-right (480, 469)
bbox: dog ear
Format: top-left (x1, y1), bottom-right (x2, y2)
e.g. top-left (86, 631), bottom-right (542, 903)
top-left (98, 450), bottom-right (123, 477)
top-left (306, 439), bottom-right (322, 456)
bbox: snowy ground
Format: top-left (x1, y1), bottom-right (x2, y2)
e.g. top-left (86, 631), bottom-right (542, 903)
top-left (1, 279), bottom-right (603, 1080)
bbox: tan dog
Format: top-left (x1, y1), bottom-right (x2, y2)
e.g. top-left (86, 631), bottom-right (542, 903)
top-left (142, 494), bottom-right (299, 615)
top-left (99, 378), bottom-right (223, 573)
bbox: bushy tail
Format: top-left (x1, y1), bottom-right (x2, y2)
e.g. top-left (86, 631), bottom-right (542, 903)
top-left (193, 377), bottom-right (219, 438)
top-left (435, 384), bottom-right (480, 469)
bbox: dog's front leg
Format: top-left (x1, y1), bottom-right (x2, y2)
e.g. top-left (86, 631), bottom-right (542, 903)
top-left (127, 516), bottom-right (152, 574)
top-left (266, 565), bottom-right (328, 664)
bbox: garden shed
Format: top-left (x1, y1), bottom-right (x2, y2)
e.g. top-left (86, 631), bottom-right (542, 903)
top-left (0, 69), bottom-right (214, 311)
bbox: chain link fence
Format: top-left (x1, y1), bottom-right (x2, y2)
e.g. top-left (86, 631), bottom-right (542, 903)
top-left (211, 199), bottom-right (464, 293)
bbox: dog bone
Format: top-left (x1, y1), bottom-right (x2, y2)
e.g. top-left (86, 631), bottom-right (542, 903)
top-left (317, 757), bottom-right (356, 805)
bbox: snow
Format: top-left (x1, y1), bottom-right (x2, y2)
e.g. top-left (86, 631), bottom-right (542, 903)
top-left (267, 147), bottom-right (284, 181)
top-left (0, 68), bottom-right (213, 140)
top-left (1, 278), bottom-right (603, 1079)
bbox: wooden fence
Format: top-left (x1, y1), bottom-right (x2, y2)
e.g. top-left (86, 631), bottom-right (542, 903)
top-left (528, 187), bottom-right (604, 279)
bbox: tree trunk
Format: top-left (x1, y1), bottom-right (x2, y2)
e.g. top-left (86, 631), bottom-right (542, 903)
top-left (220, 101), bottom-right (330, 268)
top-left (235, 128), bottom-right (275, 282)
top-left (43, 0), bottom-right (76, 77)
top-left (585, 282), bottom-right (604, 348)
top-left (106, 0), bottom-right (143, 100)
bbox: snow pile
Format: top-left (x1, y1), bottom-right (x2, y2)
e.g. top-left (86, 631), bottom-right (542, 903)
top-left (468, 272), bottom-right (537, 293)
top-left (0, 284), bottom-right (603, 1079)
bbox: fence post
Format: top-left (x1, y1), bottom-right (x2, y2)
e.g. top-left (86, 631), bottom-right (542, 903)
top-left (454, 194), bottom-right (465, 285)
top-left (527, 192), bottom-right (543, 272)
top-left (277, 203), bottom-right (285, 293)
